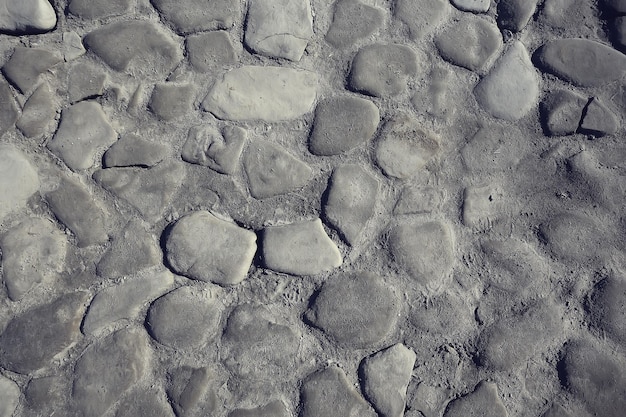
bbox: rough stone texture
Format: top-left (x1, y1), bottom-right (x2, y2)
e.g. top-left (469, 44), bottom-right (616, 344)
top-left (149, 83), bottom-right (195, 121)
top-left (168, 366), bottom-right (216, 417)
top-left (1, 217), bottom-right (67, 301)
top-left (68, 61), bottom-right (107, 103)
top-left (2, 46), bottom-right (62, 94)
top-left (309, 96), bottom-right (379, 156)
top-left (443, 381), bottom-right (507, 417)
top-left (462, 185), bottom-right (503, 230)
top-left (0, 292), bottom-right (88, 374)
top-left (451, 0), bottom-right (490, 12)
top-left (151, 0), bottom-right (239, 34)
top-left (203, 66), bottom-right (318, 122)
top-left (72, 328), bottom-right (149, 417)
top-left (325, 0), bottom-right (384, 48)
top-left (587, 273), bottom-right (626, 345)
top-left (497, 0), bottom-right (539, 32)
top-left (262, 219), bottom-right (342, 276)
top-left (613, 16), bottom-right (626, 50)
top-left (68, 0), bottom-right (132, 19)
top-left (84, 20), bottom-right (183, 77)
top-left (394, 185), bottom-right (443, 215)
top-left (301, 366), bottom-right (377, 417)
top-left (540, 89), bottom-right (587, 136)
top-left (323, 165), bottom-right (378, 245)
top-left (580, 97), bottom-right (620, 136)
top-left (360, 344), bottom-right (417, 417)
top-left (474, 41), bottom-right (539, 121)
top-left (24, 375), bottom-right (67, 416)
top-left (0, 0), bottom-right (56, 34)
top-left (147, 286), bottom-right (222, 350)
top-left (0, 78), bottom-right (18, 136)
top-left (0, 374), bottom-right (20, 417)
top-left (47, 101), bottom-right (117, 171)
top-left (17, 83), bottom-right (57, 138)
top-left (183, 125), bottom-right (245, 175)
top-left (187, 31), bottom-right (237, 73)
top-left (245, 0), bottom-right (314, 61)
top-left (395, 0), bottom-right (450, 40)
top-left (115, 388), bottom-right (175, 417)
top-left (349, 44), bottom-right (419, 97)
top-left (83, 270), bottom-right (174, 334)
top-left (435, 17), bottom-right (502, 72)
top-left (164, 211), bottom-right (257, 285)
top-left (539, 212), bottom-right (603, 263)
top-left (104, 134), bottom-right (169, 168)
top-left (229, 400), bottom-right (289, 417)
top-left (306, 272), bottom-right (399, 348)
top-left (62, 31), bottom-right (86, 61)
top-left (536, 38), bottom-right (626, 87)
top-left (0, 145), bottom-right (40, 223)
top-left (410, 292), bottom-right (475, 337)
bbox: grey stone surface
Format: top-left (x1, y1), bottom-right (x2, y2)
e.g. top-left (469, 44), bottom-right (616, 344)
top-left (115, 388), bottom-right (175, 417)
top-left (2, 46), bottom-right (61, 94)
top-left (168, 366), bottom-right (216, 417)
top-left (539, 212), bottom-right (603, 263)
top-left (62, 31), bottom-right (86, 61)
top-left (580, 97), bottom-right (620, 136)
top-left (67, 61), bottom-right (107, 103)
top-left (410, 292), bottom-right (475, 337)
top-left (0, 374), bottom-right (19, 417)
top-left (0, 0), bottom-right (56, 34)
top-left (460, 124), bottom-right (523, 174)
top-left (0, 78), bottom-right (18, 136)
top-left (187, 31), bottom-right (237, 73)
top-left (17, 83), bottom-right (57, 138)
top-left (587, 273), bottom-right (626, 345)
top-left (0, 145), bottom-right (39, 223)
top-left (183, 125), bottom-right (245, 175)
top-left (149, 83), bottom-right (195, 121)
top-left (605, 0), bottom-right (626, 12)
top-left (229, 400), bottom-right (289, 417)
top-left (325, 0), bottom-right (384, 48)
top-left (497, 0), bottom-right (539, 32)
top-left (443, 381), bottom-right (507, 417)
top-left (613, 16), bottom-right (626, 50)
top-left (462, 184), bottom-right (502, 229)
top-left (395, 0), bottom-right (450, 40)
top-left (540, 89), bottom-right (587, 136)
top-left (394, 185), bottom-right (443, 215)
top-left (104, 133), bottom-right (169, 168)
top-left (451, 0), bottom-right (490, 12)
top-left (24, 375), bottom-right (67, 415)
top-left (68, 0), bottom-right (131, 19)
top-left (151, 0), bottom-right (239, 34)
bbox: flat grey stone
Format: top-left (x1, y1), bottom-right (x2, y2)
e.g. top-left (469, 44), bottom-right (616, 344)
top-left (587, 273), bottom-right (626, 345)
top-left (83, 270), bottom-right (174, 334)
top-left (497, 0), bottom-right (539, 32)
top-left (84, 20), bottom-right (183, 77)
top-left (46, 176), bottom-right (109, 247)
top-left (395, 0), bottom-right (450, 40)
top-left (149, 83), bottom-right (195, 121)
top-left (151, 0), bottom-right (239, 34)
top-left (540, 89), bottom-right (587, 136)
top-left (605, 0), bottom-right (626, 12)
top-left (72, 328), bottom-right (149, 417)
top-left (262, 218), bottom-right (342, 276)
top-left (360, 344), bottom-right (416, 417)
top-left (309, 95), bottom-right (379, 156)
top-left (229, 400), bottom-right (289, 417)
top-left (0, 374), bottom-right (19, 417)
top-left (245, 0), bottom-right (313, 61)
top-left (68, 0), bottom-right (131, 19)
top-left (435, 16), bottom-right (502, 72)
top-left (536, 38), bottom-right (626, 87)
top-left (68, 61), bottom-right (107, 103)
top-left (451, 0), bottom-right (490, 12)
top-left (324, 165), bottom-right (378, 245)
top-left (0, 292), bottom-right (88, 374)
top-left (24, 375), bottom-right (67, 415)
top-left (474, 41), bottom-right (539, 121)
top-left (301, 366), bottom-right (377, 417)
top-left (147, 286), bottom-right (221, 350)
top-left (203, 66), bottom-right (318, 122)
top-left (104, 133), bottom-right (169, 168)
top-left (0, 0), bottom-right (56, 34)
top-left (48, 101), bottom-right (117, 171)
top-left (93, 160), bottom-right (185, 222)
top-left (17, 83), bottom-right (57, 138)
top-left (443, 381), bottom-right (507, 417)
top-left (410, 383), bottom-right (450, 417)
top-left (168, 366), bottom-right (216, 417)
top-left (306, 272), bottom-right (399, 348)
top-left (580, 97), bottom-right (620, 136)
top-left (62, 31), bottom-right (86, 61)
top-left (2, 46), bottom-right (61, 94)
top-left (410, 292), bottom-right (475, 337)
top-left (460, 125), bottom-right (523, 174)
top-left (182, 125), bottom-right (245, 175)
top-left (0, 145), bottom-right (39, 222)
top-left (164, 211), bottom-right (257, 285)
top-left (115, 388), bottom-right (175, 417)
top-left (539, 212), bottom-right (603, 263)
top-left (1, 217), bottom-right (67, 301)
top-left (244, 140), bottom-right (312, 199)
top-left (394, 185), bottom-right (443, 215)
top-left (187, 31), bottom-right (237, 73)
top-left (349, 44), bottom-right (419, 97)
top-left (325, 0), bottom-right (384, 48)
top-left (0, 78), bottom-right (18, 136)
top-left (462, 185), bottom-right (503, 229)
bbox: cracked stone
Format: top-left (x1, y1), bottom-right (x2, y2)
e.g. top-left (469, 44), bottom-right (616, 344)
top-left (182, 125), bottom-right (245, 175)
top-left (0, 145), bottom-right (39, 223)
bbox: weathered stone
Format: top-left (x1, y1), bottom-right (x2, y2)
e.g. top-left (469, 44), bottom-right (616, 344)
top-left (541, 403), bottom-right (574, 417)
top-left (460, 124), bottom-right (523, 174)
top-left (0, 374), bottom-right (19, 417)
top-left (0, 0), bottom-right (56, 34)
top-left (462, 185), bottom-right (503, 230)
top-left (115, 388), bottom-right (175, 417)
top-left (309, 96), bottom-right (379, 156)
top-left (0, 145), bottom-right (39, 222)
top-left (2, 46), bottom-right (61, 94)
top-left (24, 375), bottom-right (67, 414)
top-left (605, 0), bottom-right (626, 13)
top-left (395, 0), bottom-right (450, 40)
top-left (203, 66), bottom-right (318, 122)
top-left (580, 97), bottom-right (620, 136)
top-left (410, 383), bottom-right (449, 417)
top-left (182, 125), bottom-right (245, 175)
top-left (187, 31), bottom-right (237, 73)
top-left (68, 61), bottom-right (107, 103)
top-left (104, 134), bottom-right (169, 168)
top-left (245, 0), bottom-right (313, 61)
top-left (451, 0), bottom-right (490, 12)
top-left (306, 272), bottom-right (399, 348)
top-left (587, 273), bottom-right (626, 345)
top-left (168, 366), bottom-right (216, 417)
top-left (394, 185), bottom-right (443, 215)
top-left (539, 212), bottom-right (603, 263)
top-left (17, 83), bottom-right (57, 138)
top-left (229, 400), bottom-right (289, 417)
top-left (68, 0), bottom-right (131, 19)
top-left (62, 31), bottom-right (86, 61)
top-left (151, 0), bottom-right (239, 34)
top-left (325, 0), bottom-right (384, 48)
top-left (443, 381), bottom-right (507, 417)
top-left (262, 219), bottom-right (342, 276)
top-left (0, 78), bottom-right (18, 136)
top-left (149, 83), bottom-right (195, 121)
top-left (613, 16), bottom-right (626, 50)
top-left (349, 44), bottom-right (419, 97)
top-left (497, 0), bottom-right (539, 31)
top-left (1, 217), bottom-right (67, 301)
top-left (410, 292), bottom-right (475, 337)
top-left (165, 211), bottom-right (257, 285)
top-left (540, 89), bottom-right (587, 136)
top-left (0, 292), bottom-right (88, 374)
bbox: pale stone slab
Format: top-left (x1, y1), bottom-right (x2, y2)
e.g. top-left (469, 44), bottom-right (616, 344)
top-left (0, 145), bottom-right (39, 222)
top-left (325, 0), bottom-right (384, 48)
top-left (395, 0), bottom-right (450, 40)
top-left (17, 83), bottom-right (58, 138)
top-left (540, 89), bottom-right (587, 136)
top-left (68, 61), bottom-right (107, 103)
top-left (187, 31), bottom-right (237, 73)
top-left (0, 374), bottom-right (19, 417)
top-left (0, 0), bottom-right (56, 35)
top-left (68, 0), bottom-right (131, 19)
top-left (2, 46), bottom-right (62, 94)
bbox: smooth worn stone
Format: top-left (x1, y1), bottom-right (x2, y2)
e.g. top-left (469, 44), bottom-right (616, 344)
top-left (168, 366), bottom-right (216, 417)
top-left (46, 176), bottom-right (109, 247)
top-left (539, 212), bottom-right (603, 263)
top-left (1, 217), bottom-right (67, 301)
top-left (0, 0), bottom-right (56, 34)
top-left (309, 95), bottom-right (379, 156)
top-left (0, 78), bottom-right (18, 136)
top-left (68, 61), bottom-right (107, 103)
top-left (460, 124), bottom-right (523, 174)
top-left (0, 374), bottom-right (19, 417)
top-left (605, 0), bottom-right (626, 12)
top-left (536, 38), bottom-right (626, 87)
top-left (229, 400), bottom-right (289, 417)
top-left (115, 388), bottom-right (175, 417)
top-left (394, 185), bottom-right (443, 215)
top-left (325, 0), bottom-right (384, 48)
top-left (62, 31), bottom-right (86, 61)
top-left (540, 89), bottom-right (587, 136)
top-left (360, 344), bottom-right (417, 417)
top-left (24, 376), bottom-right (67, 414)
top-left (182, 125), bottom-right (245, 175)
top-left (262, 218), bottom-right (342, 276)
top-left (443, 381), bottom-right (507, 417)
top-left (245, 0), bottom-right (313, 61)
top-left (349, 44), bottom-right (419, 97)
top-left (93, 160), bottom-right (185, 222)
top-left (147, 286), bottom-right (221, 351)
top-left (580, 97), bottom-right (620, 136)
top-left (474, 41), bottom-right (539, 121)
top-left (149, 83), bottom-right (195, 121)
top-left (451, 0), bottom-right (490, 12)
top-left (389, 219), bottom-right (455, 291)
top-left (323, 165), bottom-right (378, 245)
top-left (72, 328), bottom-right (149, 417)
top-left (410, 292), bottom-right (475, 336)
top-left (165, 211), bottom-right (256, 285)
top-left (462, 185), bottom-right (502, 229)
top-left (0, 145), bottom-right (39, 222)
top-left (151, 0), bottom-right (239, 34)
top-left (48, 101), bottom-right (117, 171)
top-left (306, 272), bottom-right (399, 348)
top-left (587, 273), bottom-right (626, 345)
top-left (395, 0), bottom-right (450, 40)
top-left (104, 134), bottom-right (169, 168)
top-left (375, 115), bottom-right (440, 179)
top-left (203, 66), bottom-right (318, 122)
top-left (187, 31), bottom-right (237, 73)
top-left (0, 292), bottom-right (88, 374)
top-left (2, 46), bottom-right (62, 94)
top-left (222, 304), bottom-right (300, 380)
top-left (84, 270), bottom-right (174, 334)
top-left (84, 20), bottom-right (182, 77)
top-left (68, 0), bottom-right (131, 19)
top-left (497, 0), bottom-right (539, 31)
top-left (435, 16), bottom-right (502, 72)
top-left (17, 83), bottom-right (57, 138)
top-left (410, 383), bottom-right (450, 417)
top-left (244, 140), bottom-right (312, 199)
top-left (301, 366), bottom-right (377, 417)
